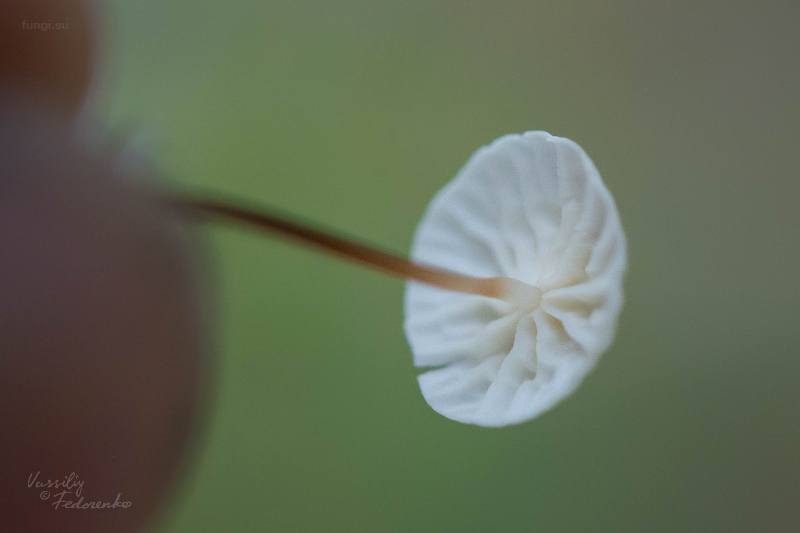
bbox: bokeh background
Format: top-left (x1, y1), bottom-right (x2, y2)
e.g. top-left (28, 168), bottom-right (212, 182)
top-left (99, 1), bottom-right (800, 531)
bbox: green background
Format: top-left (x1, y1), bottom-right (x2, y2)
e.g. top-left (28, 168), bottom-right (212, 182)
top-left (101, 1), bottom-right (800, 531)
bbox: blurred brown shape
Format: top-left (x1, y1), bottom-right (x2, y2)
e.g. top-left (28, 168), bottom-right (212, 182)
top-left (0, 0), bottom-right (94, 117)
top-left (0, 105), bottom-right (214, 532)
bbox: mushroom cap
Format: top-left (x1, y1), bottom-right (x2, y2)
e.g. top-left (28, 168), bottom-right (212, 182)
top-left (404, 132), bottom-right (627, 427)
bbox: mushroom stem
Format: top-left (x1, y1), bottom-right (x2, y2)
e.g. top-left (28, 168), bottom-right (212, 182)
top-left (169, 195), bottom-right (538, 306)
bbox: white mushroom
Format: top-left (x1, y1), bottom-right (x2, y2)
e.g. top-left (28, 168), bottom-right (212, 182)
top-left (178, 130), bottom-right (626, 428)
top-left (404, 131), bottom-right (627, 427)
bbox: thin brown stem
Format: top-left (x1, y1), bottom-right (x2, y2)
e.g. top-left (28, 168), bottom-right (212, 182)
top-left (169, 195), bottom-right (541, 307)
